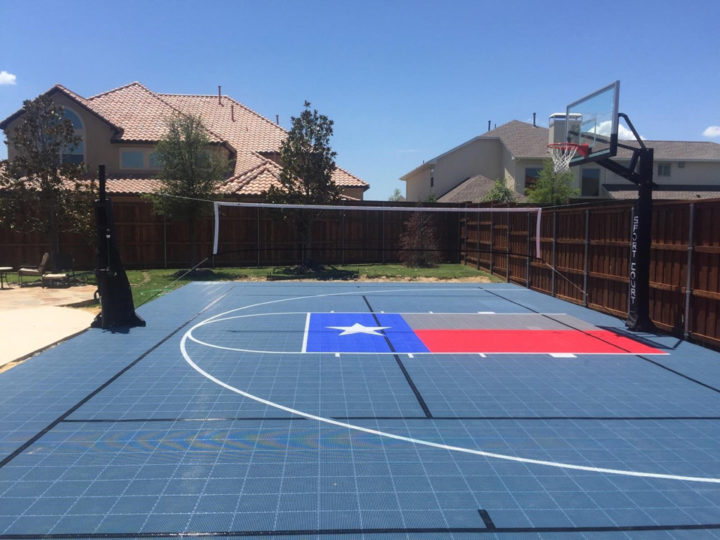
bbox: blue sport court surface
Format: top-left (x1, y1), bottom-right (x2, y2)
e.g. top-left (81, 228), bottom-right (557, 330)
top-left (2, 281), bottom-right (720, 538)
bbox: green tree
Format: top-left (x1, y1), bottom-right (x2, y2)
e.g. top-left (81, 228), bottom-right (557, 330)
top-left (0, 95), bottom-right (95, 266)
top-left (398, 211), bottom-right (441, 268)
top-left (266, 101), bottom-right (339, 267)
top-left (526, 159), bottom-right (578, 205)
top-left (482, 178), bottom-right (517, 203)
top-left (149, 113), bottom-right (228, 267)
top-left (388, 188), bottom-right (404, 201)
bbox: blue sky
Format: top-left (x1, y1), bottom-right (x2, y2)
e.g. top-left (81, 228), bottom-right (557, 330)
top-left (1, 0), bottom-right (719, 200)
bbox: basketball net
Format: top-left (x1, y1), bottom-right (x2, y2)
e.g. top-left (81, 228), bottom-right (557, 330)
top-left (548, 143), bottom-right (588, 173)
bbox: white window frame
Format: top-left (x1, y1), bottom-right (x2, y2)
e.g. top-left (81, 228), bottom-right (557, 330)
top-left (61, 107), bottom-right (85, 165)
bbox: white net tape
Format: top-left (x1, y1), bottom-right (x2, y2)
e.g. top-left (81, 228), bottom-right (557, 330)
top-left (548, 144), bottom-right (579, 173)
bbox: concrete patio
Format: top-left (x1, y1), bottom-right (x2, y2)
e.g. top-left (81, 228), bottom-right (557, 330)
top-left (0, 282), bottom-right (97, 367)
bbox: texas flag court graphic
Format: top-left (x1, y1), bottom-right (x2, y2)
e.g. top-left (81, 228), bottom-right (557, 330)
top-left (302, 313), bottom-right (665, 355)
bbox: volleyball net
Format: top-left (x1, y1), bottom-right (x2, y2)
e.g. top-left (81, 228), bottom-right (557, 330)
top-left (210, 201), bottom-right (543, 267)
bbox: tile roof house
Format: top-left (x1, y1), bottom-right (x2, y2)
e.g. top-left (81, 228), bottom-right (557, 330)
top-left (0, 82), bottom-right (368, 200)
top-left (401, 120), bottom-right (720, 203)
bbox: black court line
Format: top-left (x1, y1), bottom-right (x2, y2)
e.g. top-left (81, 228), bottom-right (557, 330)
top-left (63, 415), bottom-right (720, 423)
top-left (3, 523), bottom-right (720, 538)
top-left (637, 355), bottom-right (720, 395)
top-left (62, 416), bottom-right (306, 423)
top-left (478, 509), bottom-right (497, 530)
top-left (0, 289), bottom-right (234, 470)
top-left (362, 295), bottom-right (433, 418)
top-left (484, 288), bottom-right (720, 395)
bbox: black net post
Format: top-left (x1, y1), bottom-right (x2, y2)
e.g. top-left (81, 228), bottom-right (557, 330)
top-left (91, 165), bottom-right (146, 329)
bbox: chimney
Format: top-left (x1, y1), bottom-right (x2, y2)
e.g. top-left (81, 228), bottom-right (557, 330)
top-left (276, 114), bottom-right (279, 125)
top-left (231, 104), bottom-right (235, 122)
top-left (218, 85), bottom-right (222, 105)
top-left (533, 112), bottom-right (536, 127)
top-left (488, 120), bottom-right (491, 132)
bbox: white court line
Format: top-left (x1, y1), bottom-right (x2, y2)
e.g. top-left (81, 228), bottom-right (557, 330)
top-left (180, 287), bottom-right (720, 484)
top-left (301, 312), bottom-right (310, 353)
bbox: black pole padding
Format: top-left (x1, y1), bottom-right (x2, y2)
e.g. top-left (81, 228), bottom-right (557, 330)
top-left (91, 165), bottom-right (145, 329)
top-left (626, 148), bottom-right (656, 332)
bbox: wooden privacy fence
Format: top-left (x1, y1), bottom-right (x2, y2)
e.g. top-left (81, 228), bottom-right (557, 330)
top-left (0, 199), bottom-right (461, 269)
top-left (460, 199), bottom-right (720, 350)
top-left (2, 196), bottom-right (719, 349)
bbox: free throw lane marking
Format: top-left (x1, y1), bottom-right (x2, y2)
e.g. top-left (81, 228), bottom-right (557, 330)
top-left (301, 312), bottom-right (310, 353)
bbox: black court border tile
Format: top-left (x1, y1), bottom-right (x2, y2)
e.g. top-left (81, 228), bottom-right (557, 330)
top-left (63, 415), bottom-right (720, 423)
top-left (1, 523), bottom-right (720, 538)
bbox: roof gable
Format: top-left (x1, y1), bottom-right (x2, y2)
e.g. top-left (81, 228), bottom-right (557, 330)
top-left (484, 120), bottom-right (549, 158)
top-left (0, 84), bottom-right (122, 133)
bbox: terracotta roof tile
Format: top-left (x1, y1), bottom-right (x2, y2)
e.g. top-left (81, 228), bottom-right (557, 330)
top-left (105, 177), bottom-right (163, 194)
top-left (3, 82), bottom-right (368, 196)
top-left (85, 83), bottom-right (224, 143)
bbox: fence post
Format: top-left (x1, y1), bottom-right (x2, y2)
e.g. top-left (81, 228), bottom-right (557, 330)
top-left (163, 215), bottom-right (167, 269)
top-left (490, 212), bottom-right (494, 276)
top-left (583, 209), bottom-right (589, 307)
top-left (550, 210), bottom-right (557, 296)
top-left (477, 207), bottom-right (481, 269)
top-left (256, 207), bottom-right (261, 267)
top-left (381, 210), bottom-right (385, 264)
top-left (526, 212), bottom-right (531, 288)
top-left (684, 203), bottom-right (695, 339)
top-left (506, 211), bottom-right (510, 283)
top-left (341, 211), bottom-right (346, 265)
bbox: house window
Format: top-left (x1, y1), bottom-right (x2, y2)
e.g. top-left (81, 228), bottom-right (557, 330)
top-left (61, 108), bottom-right (84, 165)
top-left (581, 168), bottom-right (600, 197)
top-left (121, 150), bottom-right (145, 169)
top-left (678, 161), bottom-right (685, 169)
top-left (525, 167), bottom-right (542, 190)
top-left (658, 163), bottom-right (671, 177)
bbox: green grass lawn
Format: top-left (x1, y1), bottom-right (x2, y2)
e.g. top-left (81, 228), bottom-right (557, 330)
top-left (127, 263), bottom-right (499, 307)
top-left (4, 264), bottom-right (499, 308)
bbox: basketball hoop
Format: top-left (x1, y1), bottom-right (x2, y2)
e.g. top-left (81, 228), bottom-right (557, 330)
top-left (548, 143), bottom-right (589, 172)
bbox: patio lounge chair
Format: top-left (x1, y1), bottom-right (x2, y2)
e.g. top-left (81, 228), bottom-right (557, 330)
top-left (18, 252), bottom-right (50, 286)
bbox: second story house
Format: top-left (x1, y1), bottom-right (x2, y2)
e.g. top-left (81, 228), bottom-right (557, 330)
top-left (0, 82), bottom-right (369, 200)
top-left (401, 119), bottom-right (720, 203)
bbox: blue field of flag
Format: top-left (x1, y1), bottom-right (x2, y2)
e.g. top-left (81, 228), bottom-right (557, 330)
top-left (304, 312), bottom-right (429, 353)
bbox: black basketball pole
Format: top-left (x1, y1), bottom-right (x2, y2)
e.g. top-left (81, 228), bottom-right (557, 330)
top-left (597, 114), bottom-right (656, 332)
top-left (91, 165), bottom-right (146, 329)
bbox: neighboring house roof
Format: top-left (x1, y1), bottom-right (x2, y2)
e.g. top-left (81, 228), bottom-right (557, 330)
top-left (1, 82), bottom-right (368, 198)
top-left (437, 174), bottom-right (527, 203)
top-left (401, 121), bottom-right (548, 180)
top-left (615, 140), bottom-right (720, 161)
top-left (402, 120), bottom-right (720, 181)
top-left (484, 121), bottom-right (549, 158)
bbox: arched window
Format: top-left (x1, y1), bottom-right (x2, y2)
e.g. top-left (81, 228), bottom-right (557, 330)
top-left (61, 108), bottom-right (85, 165)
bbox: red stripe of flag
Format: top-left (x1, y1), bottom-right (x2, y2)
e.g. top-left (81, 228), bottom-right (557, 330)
top-left (413, 329), bottom-right (664, 354)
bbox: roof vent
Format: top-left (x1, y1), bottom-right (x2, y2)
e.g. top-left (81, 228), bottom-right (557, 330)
top-left (231, 104), bottom-right (235, 122)
top-left (218, 85), bottom-right (222, 106)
